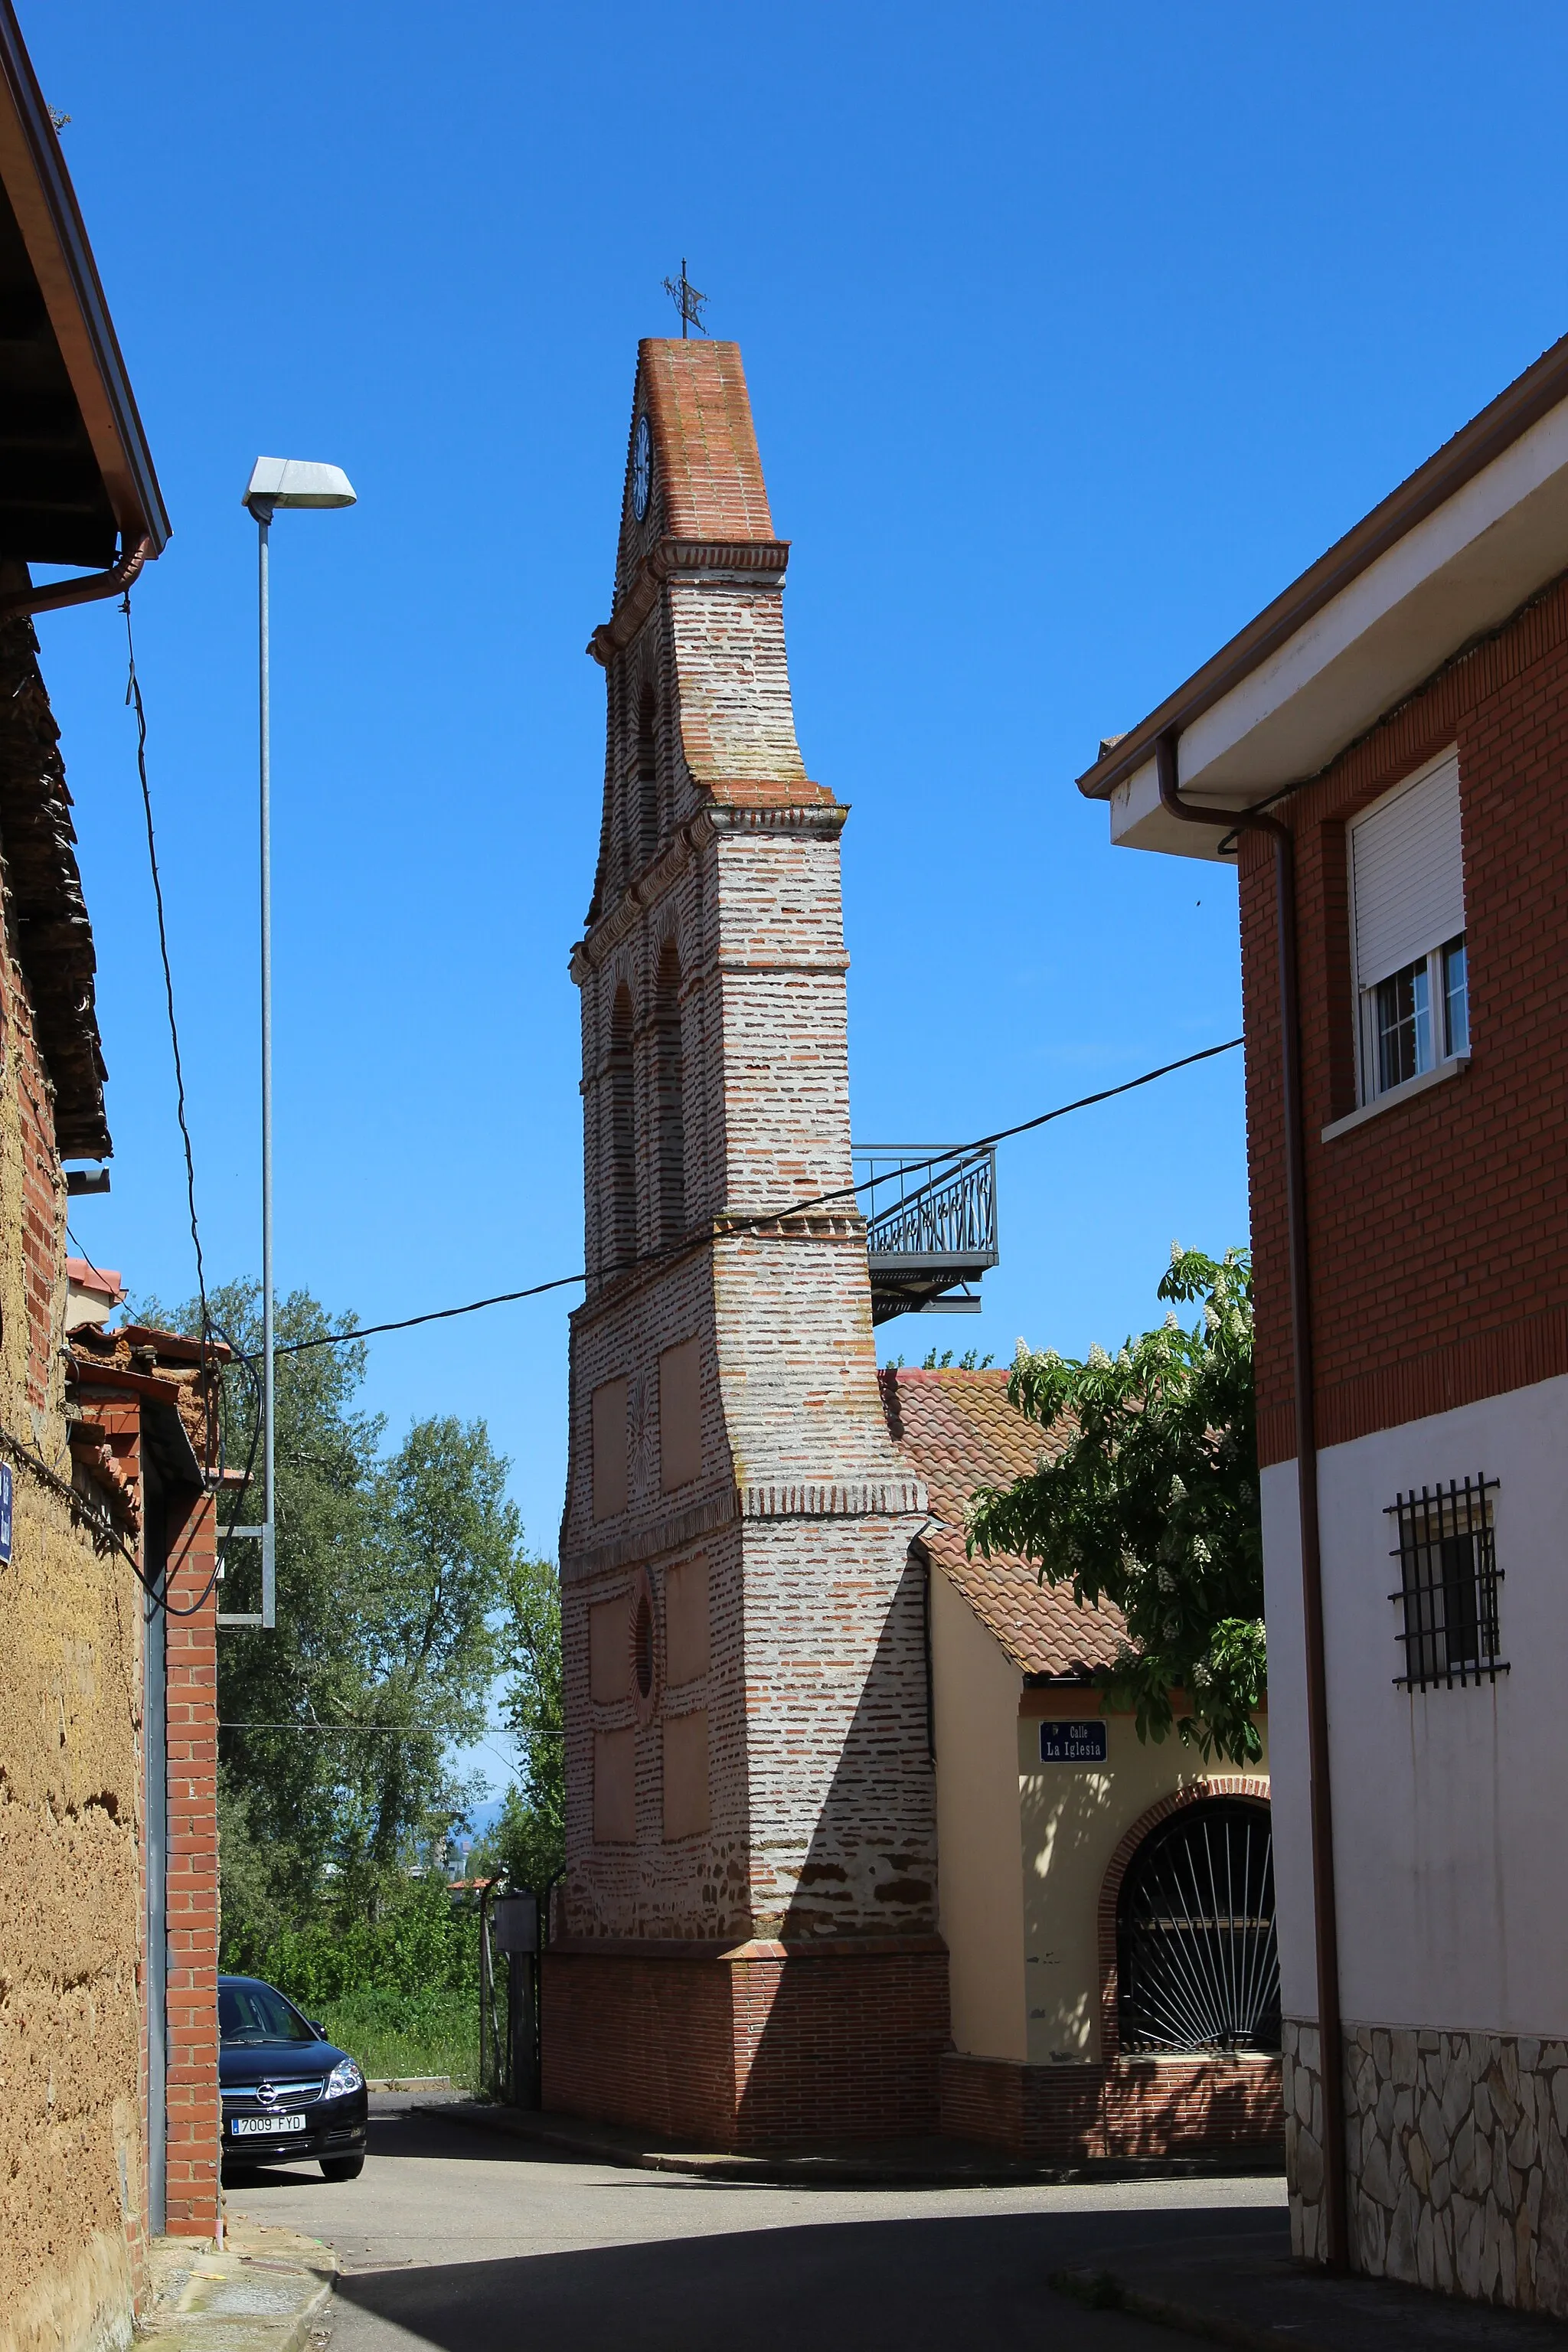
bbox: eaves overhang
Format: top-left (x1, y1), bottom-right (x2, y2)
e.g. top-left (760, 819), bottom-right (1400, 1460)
top-left (0, 0), bottom-right (168, 566)
top-left (1076, 330), bottom-right (1568, 862)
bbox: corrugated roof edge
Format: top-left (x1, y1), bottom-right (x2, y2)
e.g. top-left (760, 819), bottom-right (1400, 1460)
top-left (0, 0), bottom-right (168, 557)
top-left (1076, 328), bottom-right (1568, 806)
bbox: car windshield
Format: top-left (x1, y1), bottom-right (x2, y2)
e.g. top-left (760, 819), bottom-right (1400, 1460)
top-left (218, 1981), bottom-right (317, 2046)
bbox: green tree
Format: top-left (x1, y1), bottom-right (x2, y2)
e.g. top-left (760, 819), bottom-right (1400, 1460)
top-left (479, 1547), bottom-right (564, 1893)
top-left (143, 1279), bottom-right (530, 1953)
top-left (968, 1245), bottom-right (1264, 1765)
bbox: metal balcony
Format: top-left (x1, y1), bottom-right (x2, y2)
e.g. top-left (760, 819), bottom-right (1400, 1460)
top-left (853, 1143), bottom-right (999, 1324)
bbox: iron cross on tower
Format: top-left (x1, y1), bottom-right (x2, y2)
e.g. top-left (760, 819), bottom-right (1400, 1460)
top-left (661, 258), bottom-right (707, 338)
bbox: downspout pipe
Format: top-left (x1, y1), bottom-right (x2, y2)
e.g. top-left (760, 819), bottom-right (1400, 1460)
top-left (1155, 729), bottom-right (1348, 2273)
top-left (0, 531), bottom-right (150, 619)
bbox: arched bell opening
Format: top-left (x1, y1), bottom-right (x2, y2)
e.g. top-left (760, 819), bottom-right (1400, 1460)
top-left (652, 936), bottom-right (684, 1248)
top-left (604, 982), bottom-right (637, 1278)
top-left (1115, 1796), bottom-right (1280, 2056)
top-left (635, 684), bottom-right (659, 871)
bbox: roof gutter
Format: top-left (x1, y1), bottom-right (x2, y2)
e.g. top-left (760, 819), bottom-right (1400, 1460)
top-left (1155, 730), bottom-right (1347, 2272)
top-left (0, 531), bottom-right (149, 619)
top-left (0, 0), bottom-right (168, 560)
top-left (1080, 331), bottom-right (1568, 807)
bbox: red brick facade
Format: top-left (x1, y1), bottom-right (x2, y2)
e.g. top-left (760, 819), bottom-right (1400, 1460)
top-left (544, 1936), bottom-right (949, 2148)
top-left (162, 1488), bottom-right (220, 2236)
top-left (939, 2049), bottom-right (1282, 2162)
top-left (1243, 572), bottom-right (1568, 1467)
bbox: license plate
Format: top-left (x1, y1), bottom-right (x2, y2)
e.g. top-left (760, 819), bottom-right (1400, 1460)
top-left (230, 2112), bottom-right (307, 2137)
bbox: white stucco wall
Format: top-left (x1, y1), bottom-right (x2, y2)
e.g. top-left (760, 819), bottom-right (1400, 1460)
top-left (929, 1566), bottom-right (1027, 2061)
top-left (1018, 1707), bottom-right (1268, 2063)
top-left (1262, 1371), bottom-right (1568, 2036)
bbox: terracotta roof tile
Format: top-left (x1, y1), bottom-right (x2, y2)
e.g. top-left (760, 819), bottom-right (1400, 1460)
top-left (879, 1367), bottom-right (1126, 1679)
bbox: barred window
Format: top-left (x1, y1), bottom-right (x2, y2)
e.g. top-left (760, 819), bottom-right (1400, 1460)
top-left (1387, 1476), bottom-right (1504, 1690)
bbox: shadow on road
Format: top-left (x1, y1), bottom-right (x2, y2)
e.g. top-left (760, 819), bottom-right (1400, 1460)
top-left (224, 2107), bottom-right (584, 2187)
top-left (334, 2205), bottom-right (1288, 2352)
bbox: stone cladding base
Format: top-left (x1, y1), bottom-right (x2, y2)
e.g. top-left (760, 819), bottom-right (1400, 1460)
top-left (1283, 2015), bottom-right (1568, 2314)
top-left (543, 1937), bottom-right (949, 2150)
top-left (940, 2050), bottom-right (1282, 2162)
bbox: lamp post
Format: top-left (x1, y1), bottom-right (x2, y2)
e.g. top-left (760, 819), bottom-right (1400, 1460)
top-left (238, 457), bottom-right (356, 1630)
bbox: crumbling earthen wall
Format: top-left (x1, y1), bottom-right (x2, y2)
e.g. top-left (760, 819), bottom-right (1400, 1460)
top-left (0, 928), bottom-right (147, 2352)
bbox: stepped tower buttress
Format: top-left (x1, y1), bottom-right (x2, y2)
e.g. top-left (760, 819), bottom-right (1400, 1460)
top-left (550, 341), bottom-right (947, 2148)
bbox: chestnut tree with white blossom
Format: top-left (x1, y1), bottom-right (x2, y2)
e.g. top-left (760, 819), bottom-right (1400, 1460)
top-left (967, 1245), bottom-right (1264, 1766)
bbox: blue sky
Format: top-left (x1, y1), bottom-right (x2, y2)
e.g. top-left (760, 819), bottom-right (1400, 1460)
top-left (28, 3), bottom-right (1568, 1786)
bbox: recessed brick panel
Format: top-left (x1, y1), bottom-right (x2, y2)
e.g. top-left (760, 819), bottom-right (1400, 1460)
top-left (593, 1377), bottom-right (628, 1518)
top-left (659, 1337), bottom-right (702, 1491)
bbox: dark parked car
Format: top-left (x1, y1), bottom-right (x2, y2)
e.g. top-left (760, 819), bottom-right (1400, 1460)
top-left (218, 1974), bottom-right (368, 2180)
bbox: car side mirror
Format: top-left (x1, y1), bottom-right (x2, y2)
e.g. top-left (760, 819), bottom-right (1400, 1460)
top-left (310, 2021), bottom-right (327, 2037)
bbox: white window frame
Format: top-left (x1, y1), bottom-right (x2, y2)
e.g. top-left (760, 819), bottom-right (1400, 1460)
top-left (1345, 746), bottom-right (1468, 1119)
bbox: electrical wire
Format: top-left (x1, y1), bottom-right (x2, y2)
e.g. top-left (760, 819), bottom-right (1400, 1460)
top-left (123, 593), bottom-right (211, 1363)
top-left (24, 607), bottom-right (241, 1619)
top-left (0, 1417), bottom-right (219, 1616)
top-left (219, 1722), bottom-right (564, 1736)
top-left (261, 1034), bottom-right (1245, 1359)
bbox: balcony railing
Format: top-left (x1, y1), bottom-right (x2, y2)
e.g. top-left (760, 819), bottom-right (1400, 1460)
top-left (853, 1143), bottom-right (999, 1324)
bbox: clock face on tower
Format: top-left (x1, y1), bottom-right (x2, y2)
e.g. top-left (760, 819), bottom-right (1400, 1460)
top-left (631, 413), bottom-right (652, 522)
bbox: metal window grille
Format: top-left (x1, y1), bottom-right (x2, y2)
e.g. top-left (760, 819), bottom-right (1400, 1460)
top-left (1387, 1475), bottom-right (1505, 1690)
top-left (1116, 1799), bottom-right (1281, 2056)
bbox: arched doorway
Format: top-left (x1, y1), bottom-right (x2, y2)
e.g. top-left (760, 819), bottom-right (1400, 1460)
top-left (1116, 1797), bottom-right (1280, 2055)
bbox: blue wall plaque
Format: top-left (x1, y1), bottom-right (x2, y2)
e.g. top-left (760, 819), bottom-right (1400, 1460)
top-left (0, 1460), bottom-right (13, 1563)
top-left (1038, 1718), bottom-right (1107, 1763)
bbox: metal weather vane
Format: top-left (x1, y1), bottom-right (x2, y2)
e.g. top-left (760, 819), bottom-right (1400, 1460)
top-left (662, 259), bottom-right (708, 339)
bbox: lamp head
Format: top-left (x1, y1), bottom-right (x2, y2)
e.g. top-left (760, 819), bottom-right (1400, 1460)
top-left (243, 456), bottom-right (356, 519)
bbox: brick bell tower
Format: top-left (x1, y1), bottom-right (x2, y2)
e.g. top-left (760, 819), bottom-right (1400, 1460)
top-left (547, 339), bottom-right (948, 2148)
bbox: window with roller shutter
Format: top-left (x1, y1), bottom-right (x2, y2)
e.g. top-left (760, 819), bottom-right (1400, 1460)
top-left (1349, 748), bottom-right (1469, 1107)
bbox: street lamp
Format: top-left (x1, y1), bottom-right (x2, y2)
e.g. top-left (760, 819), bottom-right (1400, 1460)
top-left (237, 456), bottom-right (356, 1631)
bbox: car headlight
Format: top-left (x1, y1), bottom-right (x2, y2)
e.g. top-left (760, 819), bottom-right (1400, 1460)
top-left (325, 2059), bottom-right (364, 2097)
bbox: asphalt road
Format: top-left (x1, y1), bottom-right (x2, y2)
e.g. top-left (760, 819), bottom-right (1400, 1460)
top-left (225, 2102), bottom-right (1289, 2352)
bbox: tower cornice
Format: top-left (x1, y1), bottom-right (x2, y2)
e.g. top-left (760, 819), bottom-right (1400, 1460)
top-left (587, 535), bottom-right (791, 668)
top-left (570, 801), bottom-right (849, 982)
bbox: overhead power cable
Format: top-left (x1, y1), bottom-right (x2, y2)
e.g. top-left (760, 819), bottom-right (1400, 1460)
top-left (220, 1721), bottom-right (564, 1737)
top-left (263, 1035), bottom-right (1243, 1360)
top-left (123, 593), bottom-right (210, 1352)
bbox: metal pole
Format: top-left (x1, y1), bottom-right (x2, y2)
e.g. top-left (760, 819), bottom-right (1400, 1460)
top-left (257, 507), bottom-right (276, 1630)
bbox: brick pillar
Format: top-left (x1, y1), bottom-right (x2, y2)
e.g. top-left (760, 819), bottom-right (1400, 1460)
top-left (162, 1483), bottom-right (220, 2236)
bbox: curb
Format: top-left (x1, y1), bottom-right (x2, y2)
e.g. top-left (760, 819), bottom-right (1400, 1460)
top-left (139, 2224), bottom-right (338, 2352)
top-left (417, 2099), bottom-right (1073, 2187)
top-left (1053, 2267), bottom-right (1333, 2352)
top-left (415, 2100), bottom-right (1282, 2193)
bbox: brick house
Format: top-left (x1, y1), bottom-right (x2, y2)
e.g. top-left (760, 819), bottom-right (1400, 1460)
top-left (0, 10), bottom-right (225, 2348)
top-left (552, 334), bottom-right (1282, 2157)
top-left (1078, 332), bottom-right (1568, 2310)
top-left (884, 1365), bottom-right (1279, 2162)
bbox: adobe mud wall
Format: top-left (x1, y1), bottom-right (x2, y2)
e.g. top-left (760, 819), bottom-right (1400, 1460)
top-left (0, 930), bottom-right (146, 2352)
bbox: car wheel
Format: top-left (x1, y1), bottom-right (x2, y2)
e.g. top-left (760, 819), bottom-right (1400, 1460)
top-left (319, 2155), bottom-right (364, 2181)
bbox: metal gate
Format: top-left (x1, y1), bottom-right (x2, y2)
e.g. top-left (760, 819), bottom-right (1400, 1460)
top-left (1116, 1798), bottom-right (1280, 2054)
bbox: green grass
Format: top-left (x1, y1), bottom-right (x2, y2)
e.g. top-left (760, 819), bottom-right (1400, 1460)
top-left (316, 1988), bottom-right (479, 2090)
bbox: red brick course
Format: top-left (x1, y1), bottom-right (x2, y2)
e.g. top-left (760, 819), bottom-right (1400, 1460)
top-left (161, 1489), bottom-right (219, 2236)
top-left (1244, 571), bottom-right (1568, 1465)
top-left (939, 2050), bottom-right (1282, 2161)
top-left (544, 1938), bottom-right (949, 2148)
